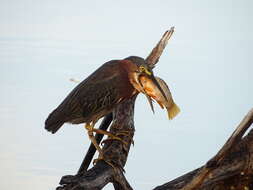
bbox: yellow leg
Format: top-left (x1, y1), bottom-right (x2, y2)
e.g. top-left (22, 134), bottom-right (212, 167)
top-left (92, 128), bottom-right (128, 146)
top-left (84, 123), bottom-right (103, 159)
top-left (115, 130), bottom-right (132, 137)
top-left (114, 131), bottom-right (134, 146)
top-left (93, 158), bottom-right (118, 171)
top-left (84, 123), bottom-right (127, 169)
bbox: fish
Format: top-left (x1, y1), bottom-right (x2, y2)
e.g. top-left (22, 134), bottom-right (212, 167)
top-left (138, 76), bottom-right (180, 119)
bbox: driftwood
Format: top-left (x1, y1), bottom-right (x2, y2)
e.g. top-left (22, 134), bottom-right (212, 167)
top-left (146, 27), bottom-right (174, 69)
top-left (154, 108), bottom-right (253, 190)
top-left (55, 28), bottom-right (253, 190)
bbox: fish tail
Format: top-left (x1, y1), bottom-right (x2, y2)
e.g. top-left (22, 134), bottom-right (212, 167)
top-left (167, 102), bottom-right (180, 120)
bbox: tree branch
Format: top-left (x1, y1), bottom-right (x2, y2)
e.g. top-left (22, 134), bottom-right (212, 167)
top-left (154, 108), bottom-right (253, 190)
top-left (146, 27), bottom-right (174, 69)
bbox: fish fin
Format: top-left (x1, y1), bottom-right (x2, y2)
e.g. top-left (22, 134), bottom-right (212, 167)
top-left (167, 102), bottom-right (180, 120)
top-left (157, 101), bottom-right (164, 109)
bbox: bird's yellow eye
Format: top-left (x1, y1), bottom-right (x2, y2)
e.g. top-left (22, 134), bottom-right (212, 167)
top-left (139, 66), bottom-right (151, 75)
top-left (139, 66), bottom-right (145, 72)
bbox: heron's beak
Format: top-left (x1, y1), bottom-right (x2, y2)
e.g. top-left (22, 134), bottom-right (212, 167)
top-left (148, 73), bottom-right (168, 102)
top-left (138, 78), bottom-right (155, 113)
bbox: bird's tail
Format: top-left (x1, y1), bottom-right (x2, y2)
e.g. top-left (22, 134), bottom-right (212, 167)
top-left (167, 102), bottom-right (180, 120)
top-left (45, 109), bottom-right (65, 134)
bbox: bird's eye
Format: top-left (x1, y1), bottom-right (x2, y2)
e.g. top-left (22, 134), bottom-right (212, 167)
top-left (139, 66), bottom-right (145, 72)
top-left (139, 66), bottom-right (151, 75)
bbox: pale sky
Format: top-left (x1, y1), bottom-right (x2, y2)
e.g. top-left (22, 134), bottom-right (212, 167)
top-left (1, 1), bottom-right (253, 189)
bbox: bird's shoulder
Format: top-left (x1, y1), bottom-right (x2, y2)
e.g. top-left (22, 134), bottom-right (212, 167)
top-left (63, 60), bottom-right (127, 103)
top-left (54, 59), bottom-right (135, 120)
top-left (76, 59), bottom-right (131, 89)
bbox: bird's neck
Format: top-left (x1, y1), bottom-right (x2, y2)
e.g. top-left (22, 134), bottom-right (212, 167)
top-left (119, 60), bottom-right (142, 94)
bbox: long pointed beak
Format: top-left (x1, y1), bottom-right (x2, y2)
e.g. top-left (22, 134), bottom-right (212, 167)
top-left (149, 74), bottom-right (168, 101)
top-left (138, 77), bottom-right (155, 113)
top-left (144, 93), bottom-right (155, 113)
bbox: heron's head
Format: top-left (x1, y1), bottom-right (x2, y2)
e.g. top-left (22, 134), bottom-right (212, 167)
top-left (124, 56), bottom-right (168, 112)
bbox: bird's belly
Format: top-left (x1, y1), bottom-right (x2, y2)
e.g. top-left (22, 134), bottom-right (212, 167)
top-left (69, 108), bottom-right (113, 126)
top-left (87, 108), bottom-right (113, 124)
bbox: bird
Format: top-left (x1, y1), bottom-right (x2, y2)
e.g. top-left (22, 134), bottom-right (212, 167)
top-left (45, 56), bottom-right (167, 159)
top-left (138, 76), bottom-right (180, 119)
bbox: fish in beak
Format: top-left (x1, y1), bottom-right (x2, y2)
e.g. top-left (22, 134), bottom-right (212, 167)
top-left (138, 76), bottom-right (180, 119)
top-left (131, 67), bottom-right (169, 114)
top-left (135, 73), bottom-right (168, 114)
top-left (138, 78), bottom-right (155, 113)
top-left (148, 73), bottom-right (168, 102)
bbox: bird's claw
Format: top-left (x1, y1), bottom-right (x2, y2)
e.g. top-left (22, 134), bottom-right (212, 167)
top-left (115, 131), bottom-right (131, 137)
top-left (115, 131), bottom-right (134, 146)
top-left (93, 156), bottom-right (118, 171)
top-left (101, 136), bottom-right (128, 146)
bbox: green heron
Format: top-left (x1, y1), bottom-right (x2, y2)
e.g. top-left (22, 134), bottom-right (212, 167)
top-left (45, 56), bottom-right (167, 158)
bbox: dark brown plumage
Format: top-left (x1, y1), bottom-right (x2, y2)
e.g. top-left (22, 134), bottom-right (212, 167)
top-left (45, 55), bottom-right (168, 162)
top-left (46, 59), bottom-right (132, 133)
top-left (45, 56), bottom-right (166, 133)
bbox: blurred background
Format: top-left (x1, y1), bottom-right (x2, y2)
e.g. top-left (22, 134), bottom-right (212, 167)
top-left (1, 0), bottom-right (252, 189)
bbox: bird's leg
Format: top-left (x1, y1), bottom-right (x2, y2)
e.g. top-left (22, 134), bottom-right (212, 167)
top-left (92, 128), bottom-right (128, 146)
top-left (84, 123), bottom-right (103, 160)
top-left (85, 123), bottom-right (114, 167)
top-left (85, 123), bottom-right (126, 169)
top-left (116, 131), bottom-right (134, 145)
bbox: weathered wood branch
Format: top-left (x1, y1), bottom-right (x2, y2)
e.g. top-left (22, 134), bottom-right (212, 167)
top-left (154, 108), bottom-right (253, 190)
top-left (146, 27), bottom-right (174, 69)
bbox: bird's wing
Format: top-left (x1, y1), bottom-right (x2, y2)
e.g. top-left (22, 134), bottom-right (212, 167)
top-left (45, 60), bottom-right (127, 133)
top-left (52, 61), bottom-right (127, 123)
top-left (78, 74), bottom-right (123, 120)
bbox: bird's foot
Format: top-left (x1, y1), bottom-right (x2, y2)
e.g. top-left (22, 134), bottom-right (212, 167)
top-left (93, 155), bottom-right (118, 171)
top-left (101, 135), bottom-right (128, 146)
top-left (115, 131), bottom-right (134, 146)
top-left (101, 131), bottom-right (134, 146)
top-left (91, 128), bottom-right (128, 145)
top-left (109, 135), bottom-right (128, 145)
top-left (115, 130), bottom-right (132, 137)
